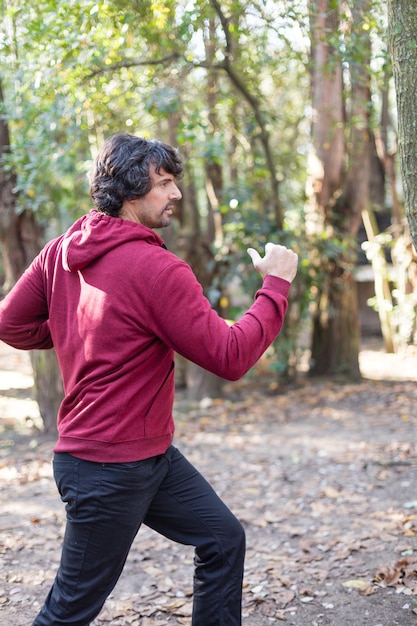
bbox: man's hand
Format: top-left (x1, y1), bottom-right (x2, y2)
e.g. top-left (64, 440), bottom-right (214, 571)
top-left (247, 243), bottom-right (298, 282)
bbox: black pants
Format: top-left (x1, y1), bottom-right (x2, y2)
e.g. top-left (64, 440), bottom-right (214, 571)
top-left (32, 446), bottom-right (245, 625)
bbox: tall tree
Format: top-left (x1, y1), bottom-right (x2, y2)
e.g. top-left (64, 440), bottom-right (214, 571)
top-left (307, 0), bottom-right (375, 378)
top-left (0, 78), bottom-right (62, 433)
top-left (388, 0), bottom-right (417, 251)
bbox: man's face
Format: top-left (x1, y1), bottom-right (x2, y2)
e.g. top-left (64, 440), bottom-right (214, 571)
top-left (121, 165), bottom-right (182, 228)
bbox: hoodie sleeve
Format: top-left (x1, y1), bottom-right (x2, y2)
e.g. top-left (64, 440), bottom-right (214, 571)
top-left (0, 254), bottom-right (53, 350)
top-left (147, 259), bottom-right (290, 381)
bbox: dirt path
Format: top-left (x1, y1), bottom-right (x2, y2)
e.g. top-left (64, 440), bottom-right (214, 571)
top-left (1, 342), bottom-right (417, 625)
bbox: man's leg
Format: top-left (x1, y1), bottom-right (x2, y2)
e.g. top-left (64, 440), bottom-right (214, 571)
top-left (33, 452), bottom-right (170, 626)
top-left (145, 446), bottom-right (245, 626)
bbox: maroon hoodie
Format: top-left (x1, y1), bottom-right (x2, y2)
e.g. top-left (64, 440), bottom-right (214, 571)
top-left (0, 210), bottom-right (291, 462)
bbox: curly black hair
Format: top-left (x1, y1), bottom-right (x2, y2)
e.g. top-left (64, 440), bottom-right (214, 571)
top-left (89, 133), bottom-right (183, 217)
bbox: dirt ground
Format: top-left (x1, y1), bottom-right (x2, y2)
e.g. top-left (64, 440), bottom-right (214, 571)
top-left (1, 340), bottom-right (417, 626)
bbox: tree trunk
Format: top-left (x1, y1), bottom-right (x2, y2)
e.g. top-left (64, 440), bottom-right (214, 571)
top-left (0, 79), bottom-right (62, 434)
top-left (311, 266), bottom-right (360, 376)
top-left (307, 1), bottom-right (359, 378)
top-left (307, 0), bottom-right (345, 222)
top-left (307, 0), bottom-right (375, 379)
top-left (30, 351), bottom-right (62, 434)
top-left (388, 0), bottom-right (417, 250)
top-left (185, 362), bottom-right (224, 402)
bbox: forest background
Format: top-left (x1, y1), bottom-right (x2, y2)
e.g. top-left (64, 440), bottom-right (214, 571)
top-left (0, 0), bottom-right (416, 432)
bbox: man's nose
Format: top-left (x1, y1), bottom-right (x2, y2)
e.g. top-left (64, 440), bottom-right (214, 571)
top-left (171, 184), bottom-right (182, 200)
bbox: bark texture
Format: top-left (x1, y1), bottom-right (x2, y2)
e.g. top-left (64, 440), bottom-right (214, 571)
top-left (388, 1), bottom-right (417, 250)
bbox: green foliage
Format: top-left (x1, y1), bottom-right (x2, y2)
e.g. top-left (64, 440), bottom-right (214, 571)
top-left (0, 0), bottom-right (395, 379)
top-left (216, 202), bottom-right (318, 379)
top-left (1, 0), bottom-right (310, 221)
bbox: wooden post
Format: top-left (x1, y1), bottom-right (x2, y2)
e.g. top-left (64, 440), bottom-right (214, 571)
top-left (361, 208), bottom-right (395, 353)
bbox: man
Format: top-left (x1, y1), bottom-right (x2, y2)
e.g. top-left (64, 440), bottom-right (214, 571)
top-left (0, 133), bottom-right (298, 625)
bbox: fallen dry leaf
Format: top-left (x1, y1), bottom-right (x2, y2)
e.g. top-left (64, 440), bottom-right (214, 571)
top-left (2, 343), bottom-right (417, 626)
top-left (374, 557), bottom-right (417, 594)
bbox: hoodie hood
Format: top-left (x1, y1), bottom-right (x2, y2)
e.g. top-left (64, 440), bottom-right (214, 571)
top-left (62, 210), bottom-right (164, 272)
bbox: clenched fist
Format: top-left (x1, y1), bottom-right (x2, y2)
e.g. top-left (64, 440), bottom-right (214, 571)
top-left (247, 243), bottom-right (298, 283)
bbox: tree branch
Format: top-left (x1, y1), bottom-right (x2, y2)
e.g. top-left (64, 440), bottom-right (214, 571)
top-left (85, 53), bottom-right (181, 79)
top-left (209, 0), bottom-right (233, 59)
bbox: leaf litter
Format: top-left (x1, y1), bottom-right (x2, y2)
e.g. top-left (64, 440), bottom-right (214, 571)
top-left (1, 342), bottom-right (417, 625)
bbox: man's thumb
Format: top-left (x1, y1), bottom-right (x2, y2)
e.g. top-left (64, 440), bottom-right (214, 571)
top-left (247, 247), bottom-right (262, 266)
